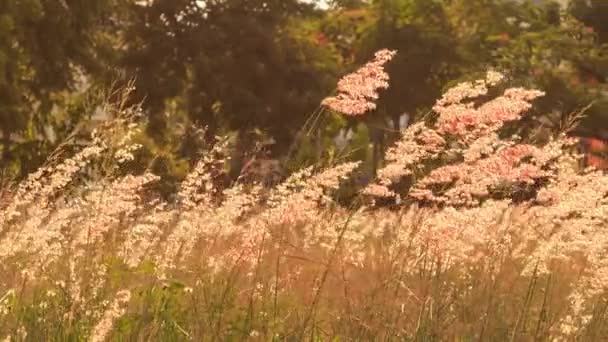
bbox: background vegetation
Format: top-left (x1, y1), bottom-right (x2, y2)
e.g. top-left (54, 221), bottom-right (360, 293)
top-left (1, 0), bottom-right (607, 186)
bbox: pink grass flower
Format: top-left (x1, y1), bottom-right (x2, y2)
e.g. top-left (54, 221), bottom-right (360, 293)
top-left (322, 49), bottom-right (397, 116)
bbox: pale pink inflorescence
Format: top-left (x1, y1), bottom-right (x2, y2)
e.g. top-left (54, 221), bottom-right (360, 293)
top-left (367, 70), bottom-right (549, 206)
top-left (322, 49), bottom-right (397, 115)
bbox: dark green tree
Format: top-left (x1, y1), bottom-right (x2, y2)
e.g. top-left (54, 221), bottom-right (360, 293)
top-left (121, 0), bottom-right (341, 176)
top-left (0, 0), bottom-right (122, 177)
top-left (319, 0), bottom-right (461, 174)
top-left (420, 0), bottom-right (608, 138)
top-left (491, 5), bottom-right (608, 138)
top-left (570, 0), bottom-right (608, 43)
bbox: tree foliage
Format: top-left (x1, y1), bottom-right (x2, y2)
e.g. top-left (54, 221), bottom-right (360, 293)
top-left (1, 0), bottom-right (607, 183)
top-left (0, 0), bottom-right (122, 176)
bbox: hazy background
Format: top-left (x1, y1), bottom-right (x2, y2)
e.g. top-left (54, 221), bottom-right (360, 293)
top-left (0, 0), bottom-right (606, 190)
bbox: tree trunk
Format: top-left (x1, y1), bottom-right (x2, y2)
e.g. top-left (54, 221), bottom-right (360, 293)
top-left (314, 125), bottom-right (323, 162)
top-left (372, 140), bottom-right (379, 177)
top-left (392, 114), bottom-right (400, 132)
top-left (368, 119), bottom-right (385, 178)
top-left (1, 127), bottom-right (10, 167)
top-left (230, 128), bottom-right (250, 181)
top-left (146, 101), bottom-right (167, 144)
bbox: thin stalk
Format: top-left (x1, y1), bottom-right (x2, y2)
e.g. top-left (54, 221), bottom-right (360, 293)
top-left (510, 263), bottom-right (539, 342)
top-left (533, 273), bottom-right (552, 341)
top-left (298, 211), bottom-right (356, 339)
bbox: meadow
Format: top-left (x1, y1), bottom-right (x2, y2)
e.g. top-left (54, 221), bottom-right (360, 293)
top-left (1, 51), bottom-right (608, 341)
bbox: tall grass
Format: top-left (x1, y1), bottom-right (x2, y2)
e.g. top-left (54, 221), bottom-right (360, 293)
top-left (1, 54), bottom-right (607, 341)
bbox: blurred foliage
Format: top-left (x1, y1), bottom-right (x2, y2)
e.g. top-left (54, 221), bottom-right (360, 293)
top-left (1, 0), bottom-right (607, 187)
top-left (0, 0), bottom-right (124, 178)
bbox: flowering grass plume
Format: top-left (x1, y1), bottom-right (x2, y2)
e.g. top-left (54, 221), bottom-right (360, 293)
top-left (367, 70), bottom-right (558, 206)
top-left (322, 49), bottom-right (397, 115)
top-left (1, 64), bottom-right (608, 340)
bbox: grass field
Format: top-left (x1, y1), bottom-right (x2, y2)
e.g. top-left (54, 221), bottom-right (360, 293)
top-left (1, 68), bottom-right (607, 341)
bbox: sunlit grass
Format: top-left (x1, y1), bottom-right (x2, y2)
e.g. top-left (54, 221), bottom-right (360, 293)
top-left (1, 67), bottom-right (608, 341)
